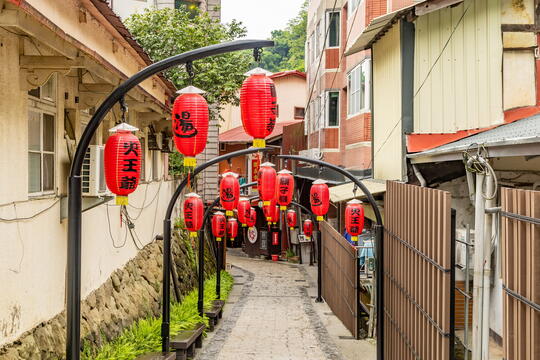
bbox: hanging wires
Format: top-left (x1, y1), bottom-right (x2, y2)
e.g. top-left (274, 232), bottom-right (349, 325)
top-left (463, 143), bottom-right (498, 200)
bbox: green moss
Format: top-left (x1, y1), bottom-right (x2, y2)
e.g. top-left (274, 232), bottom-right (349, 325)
top-left (82, 271), bottom-right (233, 360)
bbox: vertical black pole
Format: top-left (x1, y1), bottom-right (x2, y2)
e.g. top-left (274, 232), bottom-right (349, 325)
top-left (216, 239), bottom-right (221, 299)
top-left (450, 209), bottom-right (456, 360)
top-left (66, 176), bottom-right (82, 360)
top-left (198, 230), bottom-right (205, 317)
top-left (315, 228), bottom-right (323, 303)
top-left (375, 224), bottom-right (384, 360)
top-left (161, 219), bottom-right (171, 353)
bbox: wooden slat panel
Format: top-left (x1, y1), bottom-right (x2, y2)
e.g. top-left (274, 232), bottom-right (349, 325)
top-left (384, 181), bottom-right (452, 359)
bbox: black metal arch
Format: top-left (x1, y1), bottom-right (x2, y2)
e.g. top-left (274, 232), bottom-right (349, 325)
top-left (66, 40), bottom-right (273, 360)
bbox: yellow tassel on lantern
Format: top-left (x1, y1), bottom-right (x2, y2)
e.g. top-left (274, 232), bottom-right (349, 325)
top-left (116, 196), bottom-right (128, 205)
top-left (242, 223), bottom-right (247, 227)
top-left (316, 216), bottom-right (324, 221)
top-left (280, 206), bottom-right (287, 210)
top-left (253, 138), bottom-right (266, 148)
top-left (263, 201), bottom-right (270, 206)
top-left (290, 226), bottom-right (294, 230)
top-left (183, 157), bottom-right (197, 167)
top-left (351, 236), bottom-right (358, 242)
top-left (216, 237), bottom-right (222, 242)
top-left (226, 210), bottom-right (233, 217)
top-left (190, 232), bottom-right (198, 238)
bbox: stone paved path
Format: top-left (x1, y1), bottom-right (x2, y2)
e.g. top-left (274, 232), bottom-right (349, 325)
top-left (197, 253), bottom-right (344, 360)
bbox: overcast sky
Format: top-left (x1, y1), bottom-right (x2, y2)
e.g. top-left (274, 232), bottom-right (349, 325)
top-left (221, 0), bottom-right (305, 39)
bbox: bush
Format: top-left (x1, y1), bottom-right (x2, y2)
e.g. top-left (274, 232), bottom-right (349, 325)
top-left (82, 272), bottom-right (234, 360)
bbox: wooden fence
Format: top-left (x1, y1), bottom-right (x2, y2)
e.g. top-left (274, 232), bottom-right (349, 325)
top-left (501, 188), bottom-right (540, 360)
top-left (384, 181), bottom-right (454, 359)
top-left (320, 220), bottom-right (360, 338)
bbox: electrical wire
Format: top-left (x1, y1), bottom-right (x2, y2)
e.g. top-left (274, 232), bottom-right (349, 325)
top-left (0, 199), bottom-right (60, 222)
top-left (106, 203), bottom-right (128, 249)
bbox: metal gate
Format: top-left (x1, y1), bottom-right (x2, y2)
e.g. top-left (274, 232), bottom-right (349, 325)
top-left (501, 188), bottom-right (540, 360)
top-left (384, 181), bottom-right (455, 359)
top-left (320, 220), bottom-right (360, 338)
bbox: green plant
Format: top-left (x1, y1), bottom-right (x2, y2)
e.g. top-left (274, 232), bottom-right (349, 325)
top-left (286, 248), bottom-right (295, 258)
top-left (82, 272), bottom-right (233, 360)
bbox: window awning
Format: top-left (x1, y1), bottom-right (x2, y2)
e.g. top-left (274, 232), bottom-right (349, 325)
top-left (329, 179), bottom-right (387, 203)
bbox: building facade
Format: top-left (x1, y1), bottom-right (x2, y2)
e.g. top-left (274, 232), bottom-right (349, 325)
top-left (109, 0), bottom-right (221, 21)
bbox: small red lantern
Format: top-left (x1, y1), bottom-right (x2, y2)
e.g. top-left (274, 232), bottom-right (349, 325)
top-left (270, 205), bottom-right (280, 225)
top-left (184, 193), bottom-right (204, 237)
top-left (345, 199), bottom-right (365, 242)
top-left (226, 218), bottom-right (238, 239)
top-left (104, 123), bottom-right (142, 205)
top-left (258, 162), bottom-right (277, 206)
top-left (240, 68), bottom-right (277, 148)
top-left (246, 207), bottom-right (257, 228)
top-left (310, 179), bottom-right (330, 222)
top-left (286, 210), bottom-right (297, 230)
top-left (263, 198), bottom-right (276, 222)
top-left (172, 86), bottom-right (209, 168)
top-left (303, 219), bottom-right (314, 240)
top-left (220, 172), bottom-right (240, 216)
top-left (276, 169), bottom-right (294, 210)
top-left (211, 212), bottom-right (226, 242)
top-left (237, 197), bottom-right (252, 227)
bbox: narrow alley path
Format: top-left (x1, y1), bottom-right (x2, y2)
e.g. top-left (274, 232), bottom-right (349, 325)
top-left (196, 251), bottom-right (351, 360)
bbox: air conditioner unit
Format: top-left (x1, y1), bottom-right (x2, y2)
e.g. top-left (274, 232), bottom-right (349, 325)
top-left (82, 145), bottom-right (109, 197)
top-left (456, 228), bottom-right (474, 272)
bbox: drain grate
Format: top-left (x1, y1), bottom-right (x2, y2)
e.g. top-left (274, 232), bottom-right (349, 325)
top-left (234, 282), bottom-right (245, 285)
top-left (338, 336), bottom-right (356, 340)
top-left (294, 279), bottom-right (306, 282)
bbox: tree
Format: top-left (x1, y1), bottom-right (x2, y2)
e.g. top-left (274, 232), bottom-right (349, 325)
top-left (126, 7), bottom-right (251, 108)
top-left (260, 1), bottom-right (307, 72)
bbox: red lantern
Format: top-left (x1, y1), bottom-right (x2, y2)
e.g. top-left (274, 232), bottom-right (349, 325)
top-left (184, 193), bottom-right (204, 237)
top-left (286, 210), bottom-right (297, 230)
top-left (310, 179), bottom-right (330, 222)
top-left (172, 86), bottom-right (209, 167)
top-left (104, 124), bottom-right (142, 205)
top-left (237, 197), bottom-right (252, 227)
top-left (211, 212), bottom-right (226, 241)
top-left (240, 68), bottom-right (277, 148)
top-left (345, 199), bottom-right (365, 242)
top-left (271, 205), bottom-right (280, 225)
top-left (220, 172), bottom-right (240, 216)
top-left (276, 169), bottom-right (294, 210)
top-left (258, 162), bottom-right (277, 206)
top-left (226, 218), bottom-right (238, 239)
top-left (303, 219), bottom-right (314, 239)
top-left (246, 207), bottom-right (257, 228)
top-left (263, 198), bottom-right (276, 222)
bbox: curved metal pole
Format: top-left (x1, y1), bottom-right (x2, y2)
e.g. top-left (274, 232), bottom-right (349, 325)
top-left (277, 154), bottom-right (384, 359)
top-left (66, 39), bottom-right (273, 360)
top-left (164, 147), bottom-right (271, 351)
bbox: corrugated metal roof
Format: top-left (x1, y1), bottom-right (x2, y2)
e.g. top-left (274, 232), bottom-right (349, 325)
top-left (329, 179), bottom-right (387, 203)
top-left (218, 120), bottom-right (302, 143)
top-left (408, 115), bottom-right (540, 162)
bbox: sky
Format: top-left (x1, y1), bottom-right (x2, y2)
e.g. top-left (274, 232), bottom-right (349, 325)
top-left (221, 0), bottom-right (305, 39)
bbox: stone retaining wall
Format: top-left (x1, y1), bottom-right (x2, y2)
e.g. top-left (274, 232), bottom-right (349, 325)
top-left (0, 231), bottom-right (216, 360)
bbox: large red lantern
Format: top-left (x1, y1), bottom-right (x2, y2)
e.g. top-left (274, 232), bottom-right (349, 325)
top-left (184, 193), bottom-right (204, 237)
top-left (240, 68), bottom-right (277, 148)
top-left (286, 210), bottom-right (297, 230)
top-left (258, 162), bottom-right (277, 205)
top-left (220, 172), bottom-right (240, 216)
top-left (246, 207), bottom-right (257, 228)
top-left (276, 169), bottom-right (294, 210)
top-left (226, 218), bottom-right (238, 239)
top-left (345, 199), bottom-right (365, 242)
top-left (237, 197), bottom-right (252, 227)
top-left (211, 212), bottom-right (226, 241)
top-left (172, 86), bottom-right (209, 167)
top-left (104, 123), bottom-right (142, 205)
top-left (310, 179), bottom-right (330, 222)
top-left (303, 219), bottom-right (314, 240)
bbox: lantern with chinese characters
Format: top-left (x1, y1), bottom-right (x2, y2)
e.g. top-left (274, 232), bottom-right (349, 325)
top-left (172, 86), bottom-right (209, 168)
top-left (310, 179), bottom-right (330, 222)
top-left (240, 68), bottom-right (277, 148)
top-left (237, 197), bottom-right (251, 227)
top-left (226, 218), bottom-right (238, 239)
top-left (345, 199), bottom-right (365, 242)
top-left (286, 210), bottom-right (297, 230)
top-left (104, 123), bottom-right (142, 205)
top-left (246, 207), bottom-right (257, 228)
top-left (258, 162), bottom-right (277, 206)
top-left (211, 212), bottom-right (226, 242)
top-left (276, 169), bottom-right (294, 210)
top-left (183, 193), bottom-right (204, 237)
top-left (303, 219), bottom-right (314, 240)
top-left (263, 198), bottom-right (276, 222)
top-left (220, 172), bottom-right (240, 216)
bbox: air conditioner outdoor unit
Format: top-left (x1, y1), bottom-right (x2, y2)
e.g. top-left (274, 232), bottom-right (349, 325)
top-left (82, 145), bottom-right (109, 197)
top-left (456, 228), bottom-right (475, 272)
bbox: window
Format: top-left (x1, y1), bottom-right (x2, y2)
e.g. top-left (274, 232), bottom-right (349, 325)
top-left (28, 111), bottom-right (55, 194)
top-left (347, 60), bottom-right (371, 116)
top-left (28, 75), bottom-right (56, 195)
top-left (326, 91), bottom-right (340, 127)
top-left (349, 0), bottom-right (361, 18)
top-left (152, 150), bottom-right (159, 181)
top-left (294, 107), bottom-right (305, 119)
top-left (327, 11), bottom-right (340, 48)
